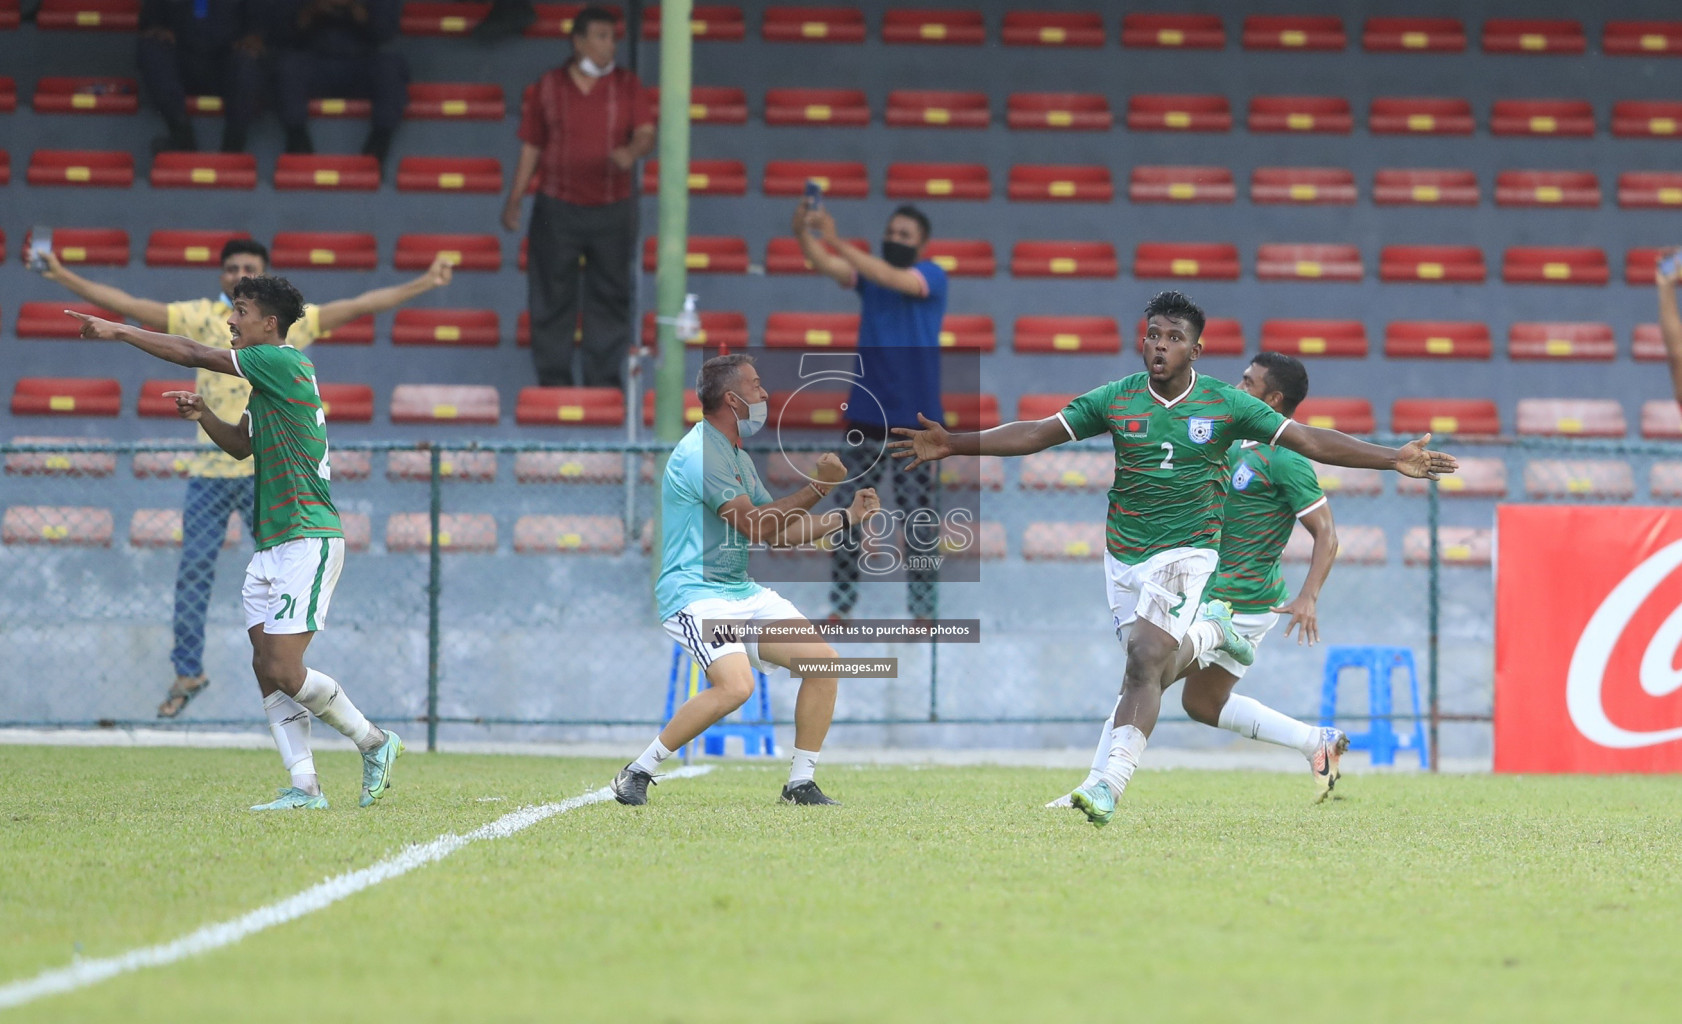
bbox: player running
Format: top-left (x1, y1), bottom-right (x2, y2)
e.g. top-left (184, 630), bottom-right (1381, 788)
top-left (890, 291), bottom-right (1456, 827)
top-left (615, 354), bottom-right (879, 807)
top-left (66, 276), bottom-right (403, 812)
top-left (1054, 351), bottom-right (1348, 807)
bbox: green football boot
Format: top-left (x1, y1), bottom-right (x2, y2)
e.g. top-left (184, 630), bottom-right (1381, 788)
top-left (1068, 780), bottom-right (1117, 828)
top-left (359, 730), bottom-right (405, 807)
top-left (1201, 599), bottom-right (1256, 667)
top-left (251, 787), bottom-right (329, 812)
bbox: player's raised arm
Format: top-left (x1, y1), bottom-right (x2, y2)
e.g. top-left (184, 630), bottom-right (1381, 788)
top-left (314, 252), bottom-right (456, 331)
top-left (161, 391), bottom-right (251, 460)
top-left (888, 412), bottom-right (1070, 469)
top-left (64, 310), bottom-right (237, 375)
top-left (1275, 422), bottom-right (1458, 480)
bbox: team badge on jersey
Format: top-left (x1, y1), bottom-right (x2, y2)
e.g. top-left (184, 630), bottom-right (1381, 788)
top-left (1232, 461), bottom-right (1255, 491)
top-left (1187, 417), bottom-right (1215, 444)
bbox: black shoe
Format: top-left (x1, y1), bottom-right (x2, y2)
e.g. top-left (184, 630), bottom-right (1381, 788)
top-left (471, 0), bottom-right (536, 43)
top-left (780, 780), bottom-right (840, 806)
top-left (611, 763), bottom-right (656, 805)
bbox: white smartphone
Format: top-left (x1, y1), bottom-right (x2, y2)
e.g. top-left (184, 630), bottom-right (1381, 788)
top-left (26, 228), bottom-right (54, 272)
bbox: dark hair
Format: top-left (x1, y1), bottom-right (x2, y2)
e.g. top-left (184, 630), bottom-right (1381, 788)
top-left (571, 5), bottom-right (617, 38)
top-left (232, 276), bottom-right (306, 339)
top-left (220, 238), bottom-right (269, 269)
top-left (697, 353), bottom-right (755, 413)
top-left (1142, 290), bottom-right (1206, 340)
top-left (889, 205), bottom-right (931, 243)
top-left (1248, 351), bottom-right (1310, 415)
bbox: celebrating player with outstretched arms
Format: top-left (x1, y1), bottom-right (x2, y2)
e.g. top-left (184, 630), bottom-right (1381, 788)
top-left (65, 276), bottom-right (403, 812)
top-left (890, 290), bottom-right (1456, 827)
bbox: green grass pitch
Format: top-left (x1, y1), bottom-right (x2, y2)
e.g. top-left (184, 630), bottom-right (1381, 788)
top-left (2, 745), bottom-right (1678, 1023)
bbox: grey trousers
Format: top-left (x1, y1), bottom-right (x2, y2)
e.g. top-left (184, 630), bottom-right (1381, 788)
top-left (526, 194), bottom-right (635, 388)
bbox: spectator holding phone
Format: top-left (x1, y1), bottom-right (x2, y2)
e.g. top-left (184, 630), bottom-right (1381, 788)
top-left (791, 197), bottom-right (948, 623)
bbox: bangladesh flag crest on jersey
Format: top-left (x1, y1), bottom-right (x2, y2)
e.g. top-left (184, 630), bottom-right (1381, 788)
top-left (1188, 417), bottom-right (1215, 444)
top-left (1120, 416), bottom-right (1150, 439)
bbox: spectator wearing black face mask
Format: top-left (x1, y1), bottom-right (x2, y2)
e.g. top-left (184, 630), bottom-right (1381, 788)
top-left (793, 200), bottom-right (948, 624)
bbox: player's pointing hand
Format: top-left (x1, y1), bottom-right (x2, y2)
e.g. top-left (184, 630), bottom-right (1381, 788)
top-left (63, 309), bottom-right (123, 341)
top-left (161, 390), bottom-right (208, 422)
top-left (1394, 432), bottom-right (1459, 480)
top-left (887, 413), bottom-right (954, 470)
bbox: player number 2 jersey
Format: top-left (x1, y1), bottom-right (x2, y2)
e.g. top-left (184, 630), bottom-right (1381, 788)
top-left (229, 344), bottom-right (342, 551)
top-left (1058, 370), bottom-right (1289, 565)
top-left (1204, 442), bottom-right (1328, 614)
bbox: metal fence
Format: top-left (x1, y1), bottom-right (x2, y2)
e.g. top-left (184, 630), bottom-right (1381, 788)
top-left (1, 435), bottom-right (1672, 764)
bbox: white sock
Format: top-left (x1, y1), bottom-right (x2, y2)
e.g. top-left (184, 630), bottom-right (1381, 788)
top-left (294, 668), bottom-right (383, 753)
top-left (1080, 695), bottom-right (1122, 788)
top-left (788, 747), bottom-right (820, 786)
top-left (632, 737), bottom-right (675, 774)
top-left (1180, 620), bottom-right (1225, 662)
top-left (263, 690), bottom-right (318, 795)
top-left (1218, 694), bottom-right (1320, 757)
top-left (1099, 724), bottom-right (1148, 797)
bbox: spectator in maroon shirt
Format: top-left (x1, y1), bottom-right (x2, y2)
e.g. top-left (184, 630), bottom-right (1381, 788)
top-left (502, 6), bottom-right (655, 389)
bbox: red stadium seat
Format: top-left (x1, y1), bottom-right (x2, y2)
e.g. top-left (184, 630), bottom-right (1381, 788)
top-left (1013, 316), bottom-right (1121, 355)
top-left (396, 233), bottom-right (500, 271)
top-left (1524, 460), bottom-right (1635, 500)
top-left (882, 9), bottom-right (982, 45)
top-left (940, 393), bottom-right (1000, 431)
top-left (1017, 394), bottom-right (1076, 421)
top-left (390, 384), bottom-right (500, 424)
top-left (1134, 317), bottom-right (1245, 356)
top-left (2, 506), bottom-right (114, 547)
top-left (1392, 399), bottom-right (1500, 437)
top-left (1122, 13), bottom-right (1223, 49)
top-left (1403, 527), bottom-right (1491, 568)
top-left (932, 456), bottom-right (1004, 492)
top-left (641, 5), bottom-right (745, 41)
top-left (940, 520), bottom-right (1006, 561)
top-left (513, 515), bottom-right (625, 554)
top-left (12, 377), bottom-right (121, 416)
top-left (1005, 11), bottom-right (1103, 47)
top-left (514, 387), bottom-right (624, 426)
top-left (31, 227), bottom-right (128, 266)
top-left (1494, 170), bottom-right (1599, 208)
top-left (1373, 169), bottom-right (1478, 206)
top-left (0, 151), bottom-right (9, 186)
top-left (317, 383), bottom-right (373, 422)
top-left (925, 240), bottom-right (995, 277)
top-left (400, 3), bottom-right (488, 36)
top-left (764, 236), bottom-right (867, 274)
top-left (1634, 324), bottom-right (1666, 361)
top-left (144, 229), bottom-right (250, 267)
top-left (526, 4), bottom-right (626, 39)
top-left (17, 301), bottom-right (118, 338)
top-left (395, 157), bottom-right (502, 193)
top-left (1251, 167), bottom-right (1356, 205)
top-left (1604, 21), bottom-right (1682, 56)
top-left (1256, 245), bottom-right (1362, 282)
top-left (886, 90), bottom-right (988, 128)
top-left (33, 76), bottom-right (137, 114)
top-left (308, 96), bottom-right (369, 118)
top-left (639, 235), bottom-right (746, 273)
top-left (129, 507), bottom-right (238, 547)
top-left (1023, 521), bottom-right (1104, 561)
top-left (764, 87), bottom-right (867, 126)
top-left (1007, 165), bottom-right (1112, 202)
top-left (315, 317), bottom-right (373, 345)
top-left (641, 389), bottom-right (704, 427)
top-left (1007, 92), bottom-right (1111, 131)
top-left (1627, 247), bottom-right (1665, 285)
top-left (1309, 463), bottom-right (1382, 497)
top-left (514, 452), bottom-right (626, 484)
top-left (1491, 100), bottom-right (1593, 137)
top-left (764, 313), bottom-right (859, 349)
top-left (1397, 457), bottom-right (1507, 497)
top-left (270, 231), bottom-right (377, 269)
top-left (137, 379), bottom-right (192, 417)
top-left (1247, 96), bottom-right (1352, 134)
top-left (37, 0), bottom-right (137, 31)
top-left (392, 309), bottom-right (499, 347)
top-left (1516, 399), bottom-right (1626, 437)
top-left (1384, 322), bottom-right (1492, 360)
top-left (1294, 398), bottom-right (1373, 433)
top-left (1612, 100), bottom-right (1682, 138)
top-left (149, 152), bottom-right (255, 190)
top-left (1502, 247), bottom-right (1608, 285)
top-left (1508, 322), bottom-right (1615, 361)
top-left (1618, 172), bottom-right (1682, 208)
top-left (885, 163), bottom-right (990, 201)
top-left (762, 159), bottom-right (866, 197)
top-left (1362, 17), bottom-right (1465, 52)
top-left (1379, 245), bottom-right (1485, 283)
top-left (642, 159), bottom-right (747, 196)
top-left (1642, 401), bottom-right (1682, 439)
top-left (0, 76), bottom-right (11, 112)
top-left (2, 438), bottom-right (115, 478)
top-left (640, 310), bottom-right (747, 349)
top-left (0, 4), bottom-right (11, 30)
top-left (1483, 19), bottom-right (1584, 54)
top-left (650, 85), bottom-right (747, 124)
top-left (1653, 462), bottom-right (1682, 497)
top-left (1130, 166), bottom-right (1235, 204)
top-left (1369, 97), bottom-right (1474, 135)
top-left (1127, 94), bottom-right (1231, 132)
top-left (386, 513), bottom-right (496, 553)
top-left (1020, 452), bottom-right (1112, 491)
top-left (762, 6), bottom-right (864, 43)
top-left (1010, 241), bottom-right (1118, 278)
top-left (1243, 15), bottom-right (1344, 50)
top-left (1261, 319), bottom-right (1368, 356)
top-left (1133, 242), bottom-right (1240, 280)
top-left (27, 149), bottom-right (132, 187)
top-left (274, 154), bottom-right (378, 191)
top-left (386, 450), bottom-right (496, 482)
top-left (405, 82), bottom-right (504, 120)
top-left (938, 315), bottom-right (995, 352)
top-left (770, 387), bottom-right (850, 429)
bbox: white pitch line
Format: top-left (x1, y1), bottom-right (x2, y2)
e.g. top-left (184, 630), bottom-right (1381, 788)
top-left (0, 765), bottom-right (713, 1012)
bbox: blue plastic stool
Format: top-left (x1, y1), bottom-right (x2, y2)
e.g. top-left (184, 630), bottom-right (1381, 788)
top-left (663, 641), bottom-right (777, 758)
top-left (1319, 646), bottom-right (1427, 767)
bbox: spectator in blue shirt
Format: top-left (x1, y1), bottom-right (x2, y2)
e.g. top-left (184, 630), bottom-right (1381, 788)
top-left (793, 200), bottom-right (949, 623)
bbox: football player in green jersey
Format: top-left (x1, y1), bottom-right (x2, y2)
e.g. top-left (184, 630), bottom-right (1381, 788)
top-left (66, 277), bottom-right (404, 812)
top-left (890, 291), bottom-right (1457, 826)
